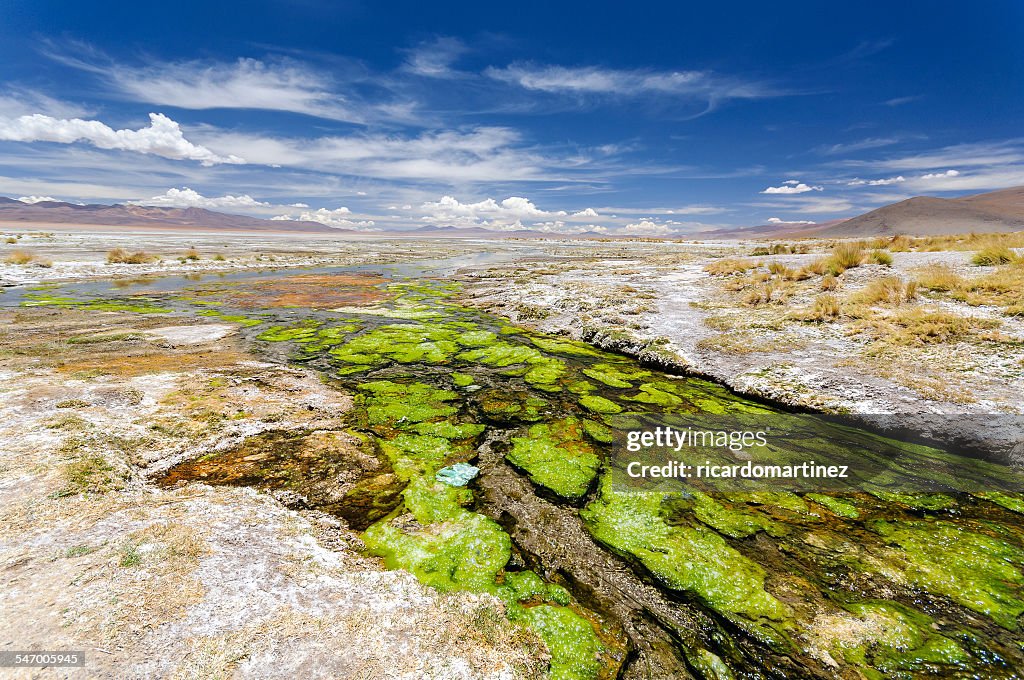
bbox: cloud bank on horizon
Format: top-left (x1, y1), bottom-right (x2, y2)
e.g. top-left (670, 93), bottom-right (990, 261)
top-left (0, 0), bottom-right (1022, 234)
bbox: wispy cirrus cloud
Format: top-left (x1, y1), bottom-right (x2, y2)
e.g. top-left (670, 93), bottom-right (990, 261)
top-left (401, 37), bottom-right (468, 78)
top-left (818, 137), bottom-right (902, 155)
top-left (485, 63), bottom-right (782, 110)
top-left (0, 112), bottom-right (243, 165)
top-left (46, 46), bottom-right (378, 123)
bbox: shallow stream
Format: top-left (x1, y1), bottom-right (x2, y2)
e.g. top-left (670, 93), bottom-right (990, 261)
top-left (9, 265), bottom-right (1024, 680)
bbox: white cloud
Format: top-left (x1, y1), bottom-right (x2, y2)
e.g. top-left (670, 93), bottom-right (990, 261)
top-left (766, 217), bottom-right (815, 225)
top-left (761, 182), bottom-right (823, 194)
top-left (290, 202), bottom-right (309, 208)
top-left (622, 220), bottom-right (673, 235)
top-left (847, 175), bottom-right (905, 186)
top-left (135, 187), bottom-right (271, 211)
top-left (819, 137), bottom-right (900, 155)
top-left (272, 207), bottom-right (375, 230)
top-left (573, 208), bottom-right (599, 217)
top-left (755, 196), bottom-right (855, 213)
top-left (0, 89), bottom-right (89, 119)
top-left (487, 64), bottom-right (778, 107)
top-left (420, 195), bottom-right (564, 225)
top-left (402, 37), bottom-right (467, 78)
top-left (17, 195), bottom-right (58, 204)
top-left (196, 126), bottom-right (564, 182)
top-left (0, 112), bottom-right (243, 165)
top-left (53, 52), bottom-right (363, 123)
top-left (920, 169), bottom-right (960, 180)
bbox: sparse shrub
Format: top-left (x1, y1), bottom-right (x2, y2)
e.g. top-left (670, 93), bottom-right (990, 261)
top-left (915, 264), bottom-right (964, 292)
top-left (827, 243), bottom-right (867, 274)
top-left (971, 244), bottom-right (1017, 266)
top-left (751, 247), bottom-right (770, 256)
top-left (812, 294), bottom-right (841, 320)
top-left (821, 273), bottom-right (838, 291)
top-left (212, 253), bottom-right (226, 261)
top-left (869, 250), bottom-right (893, 265)
top-left (854, 276), bottom-right (917, 305)
top-left (4, 249), bottom-right (35, 265)
top-left (4, 237), bottom-right (15, 244)
top-left (704, 258), bottom-right (756, 275)
top-left (107, 248), bottom-right (155, 264)
top-left (888, 235), bottom-right (912, 252)
top-left (183, 248), bottom-right (201, 261)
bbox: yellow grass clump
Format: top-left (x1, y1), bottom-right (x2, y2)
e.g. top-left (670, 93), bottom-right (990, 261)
top-left (107, 248), bottom-right (155, 264)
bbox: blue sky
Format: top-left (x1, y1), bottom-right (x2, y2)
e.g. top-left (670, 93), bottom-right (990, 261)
top-left (0, 0), bottom-right (1022, 234)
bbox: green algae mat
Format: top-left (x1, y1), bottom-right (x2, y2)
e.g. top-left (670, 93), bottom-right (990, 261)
top-left (14, 269), bottom-right (1024, 680)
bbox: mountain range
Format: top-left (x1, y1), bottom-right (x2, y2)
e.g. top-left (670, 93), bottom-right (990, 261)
top-left (3, 186), bottom-right (1024, 239)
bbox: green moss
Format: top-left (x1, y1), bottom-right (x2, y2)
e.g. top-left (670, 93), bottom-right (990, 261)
top-left (822, 601), bottom-right (967, 678)
top-left (22, 293), bottom-right (172, 314)
top-left (688, 492), bottom-right (775, 538)
top-left (408, 421), bottom-right (485, 440)
top-left (582, 363), bottom-right (650, 388)
top-left (507, 419), bottom-right (600, 501)
top-left (451, 372), bottom-right (475, 387)
top-left (581, 419), bottom-right (614, 444)
top-left (623, 383), bottom-right (683, 407)
top-left (197, 309), bottom-right (263, 326)
top-left (806, 493), bottom-right (860, 519)
top-left (978, 491), bottom-right (1024, 514)
top-left (358, 381), bottom-right (459, 429)
top-left (363, 508), bottom-right (511, 592)
top-left (871, 519), bottom-right (1024, 629)
top-left (331, 324), bottom-right (460, 366)
top-left (530, 337), bottom-right (601, 357)
top-left (511, 605), bottom-right (604, 680)
top-left (581, 481), bottom-right (789, 624)
top-left (578, 395), bottom-right (622, 414)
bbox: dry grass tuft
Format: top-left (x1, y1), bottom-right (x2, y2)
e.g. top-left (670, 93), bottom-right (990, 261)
top-left (4, 249), bottom-right (37, 265)
top-left (107, 248), bottom-right (155, 264)
top-left (971, 243), bottom-right (1018, 266)
top-left (704, 257), bottom-right (756, 275)
top-left (853, 276), bottom-right (918, 305)
top-left (915, 264), bottom-right (965, 292)
top-left (868, 249), bottom-right (893, 266)
top-left (183, 248), bottom-right (201, 261)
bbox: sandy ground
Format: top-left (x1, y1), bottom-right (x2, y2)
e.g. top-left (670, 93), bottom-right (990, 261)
top-left (0, 308), bottom-right (544, 679)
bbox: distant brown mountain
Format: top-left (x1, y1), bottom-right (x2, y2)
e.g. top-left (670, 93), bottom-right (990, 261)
top-left (813, 185), bottom-right (1024, 237)
top-left (0, 197), bottom-right (344, 233)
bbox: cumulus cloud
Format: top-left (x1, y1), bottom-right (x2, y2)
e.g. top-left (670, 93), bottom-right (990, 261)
top-left (135, 187), bottom-right (271, 211)
top-left (573, 208), bottom-right (599, 217)
top-left (272, 207), bottom-right (375, 230)
top-left (760, 181), bottom-right (823, 194)
top-left (17, 195), bottom-right (57, 204)
top-left (622, 220), bottom-right (673, 235)
top-left (920, 169), bottom-right (960, 180)
top-left (0, 112), bottom-right (244, 165)
top-left (421, 195), bottom-right (563, 224)
top-left (847, 175), bottom-right (905, 186)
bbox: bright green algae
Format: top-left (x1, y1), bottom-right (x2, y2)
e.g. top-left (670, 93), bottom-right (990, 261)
top-left (507, 418), bottom-right (600, 501)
